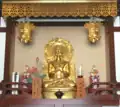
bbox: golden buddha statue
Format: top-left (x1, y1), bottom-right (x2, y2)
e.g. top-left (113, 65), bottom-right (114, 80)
top-left (43, 38), bottom-right (76, 99)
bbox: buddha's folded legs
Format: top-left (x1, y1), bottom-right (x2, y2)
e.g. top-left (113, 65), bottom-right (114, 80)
top-left (44, 78), bottom-right (75, 88)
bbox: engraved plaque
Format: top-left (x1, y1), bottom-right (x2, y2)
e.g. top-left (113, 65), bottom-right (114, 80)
top-left (32, 78), bottom-right (42, 99)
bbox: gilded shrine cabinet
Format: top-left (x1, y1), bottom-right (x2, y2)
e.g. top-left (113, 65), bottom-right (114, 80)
top-left (0, 0), bottom-right (120, 107)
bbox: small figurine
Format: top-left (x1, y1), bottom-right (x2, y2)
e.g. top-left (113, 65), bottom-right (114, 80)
top-left (89, 65), bottom-right (100, 89)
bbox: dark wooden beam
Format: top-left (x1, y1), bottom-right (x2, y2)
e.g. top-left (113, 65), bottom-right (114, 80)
top-left (107, 18), bottom-right (116, 83)
top-left (113, 27), bottom-right (120, 31)
top-left (117, 0), bottom-right (120, 16)
top-left (0, 28), bottom-right (6, 32)
top-left (33, 22), bottom-right (86, 26)
top-left (4, 18), bottom-right (15, 82)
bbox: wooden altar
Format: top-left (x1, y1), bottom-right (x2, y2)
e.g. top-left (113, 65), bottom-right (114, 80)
top-left (0, 81), bottom-right (120, 107)
top-left (0, 94), bottom-right (119, 107)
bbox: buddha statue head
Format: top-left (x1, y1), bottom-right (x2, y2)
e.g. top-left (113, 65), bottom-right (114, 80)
top-left (54, 46), bottom-right (63, 61)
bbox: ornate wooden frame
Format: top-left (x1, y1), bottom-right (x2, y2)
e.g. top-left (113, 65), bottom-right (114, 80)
top-left (1, 0), bottom-right (118, 84)
top-left (2, 17), bottom-right (117, 84)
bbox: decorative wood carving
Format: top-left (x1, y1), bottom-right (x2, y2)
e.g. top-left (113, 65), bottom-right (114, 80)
top-left (2, 2), bottom-right (117, 17)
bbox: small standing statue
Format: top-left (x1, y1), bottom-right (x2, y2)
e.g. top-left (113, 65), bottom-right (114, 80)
top-left (89, 65), bottom-right (100, 89)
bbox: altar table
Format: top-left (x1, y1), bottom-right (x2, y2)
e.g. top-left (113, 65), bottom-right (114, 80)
top-left (0, 94), bottom-right (119, 107)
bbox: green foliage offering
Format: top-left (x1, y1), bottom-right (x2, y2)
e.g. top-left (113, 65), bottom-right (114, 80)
top-left (26, 73), bottom-right (46, 83)
top-left (27, 78), bottom-right (32, 83)
top-left (32, 73), bottom-right (46, 78)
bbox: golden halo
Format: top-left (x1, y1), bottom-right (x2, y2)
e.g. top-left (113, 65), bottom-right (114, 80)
top-left (44, 38), bottom-right (74, 62)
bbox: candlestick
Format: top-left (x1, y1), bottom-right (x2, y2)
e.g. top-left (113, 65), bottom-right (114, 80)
top-left (78, 65), bottom-right (83, 77)
top-left (12, 72), bottom-right (20, 95)
top-left (15, 72), bottom-right (19, 95)
top-left (12, 72), bottom-right (15, 82)
top-left (12, 72), bottom-right (15, 95)
top-left (16, 72), bottom-right (20, 82)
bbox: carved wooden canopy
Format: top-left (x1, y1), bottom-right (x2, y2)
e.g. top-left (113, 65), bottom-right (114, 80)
top-left (2, 0), bottom-right (117, 17)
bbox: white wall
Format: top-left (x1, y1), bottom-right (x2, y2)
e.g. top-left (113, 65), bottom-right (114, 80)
top-left (0, 33), bottom-right (6, 82)
top-left (114, 16), bottom-right (120, 82)
top-left (12, 26), bottom-right (108, 86)
top-left (114, 32), bottom-right (120, 82)
top-left (0, 17), bottom-right (6, 82)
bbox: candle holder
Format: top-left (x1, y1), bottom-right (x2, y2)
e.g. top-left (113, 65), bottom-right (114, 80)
top-left (76, 76), bottom-right (86, 98)
top-left (77, 75), bottom-right (83, 78)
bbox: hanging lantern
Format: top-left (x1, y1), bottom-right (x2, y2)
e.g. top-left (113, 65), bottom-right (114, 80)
top-left (17, 22), bottom-right (35, 44)
top-left (84, 22), bottom-right (102, 44)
